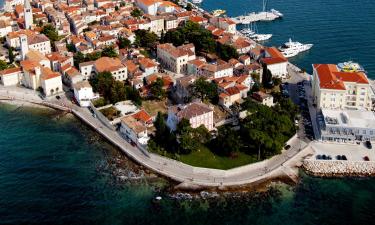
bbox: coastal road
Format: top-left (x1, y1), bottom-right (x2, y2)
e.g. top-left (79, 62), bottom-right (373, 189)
top-left (0, 86), bottom-right (311, 187)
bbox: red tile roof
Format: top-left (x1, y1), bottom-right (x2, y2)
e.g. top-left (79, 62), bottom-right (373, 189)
top-left (313, 64), bottom-right (369, 90)
top-left (261, 47), bottom-right (288, 65)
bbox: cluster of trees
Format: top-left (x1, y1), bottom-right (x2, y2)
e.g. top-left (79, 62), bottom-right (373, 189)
top-left (148, 113), bottom-right (211, 156)
top-left (89, 71), bottom-right (142, 105)
top-left (41, 24), bottom-right (61, 42)
top-left (134, 30), bottom-right (159, 49)
top-left (73, 45), bottom-right (118, 67)
top-left (118, 37), bottom-right (131, 49)
top-left (149, 94), bottom-right (298, 161)
top-left (261, 64), bottom-right (282, 89)
top-left (130, 8), bottom-right (143, 18)
top-left (149, 77), bottom-right (166, 100)
top-left (190, 77), bottom-right (218, 103)
top-left (161, 21), bottom-right (239, 60)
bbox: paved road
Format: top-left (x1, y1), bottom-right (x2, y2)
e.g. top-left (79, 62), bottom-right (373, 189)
top-left (0, 86), bottom-right (311, 187)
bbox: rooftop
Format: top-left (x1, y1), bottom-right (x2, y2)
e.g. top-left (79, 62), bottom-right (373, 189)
top-left (322, 108), bottom-right (375, 129)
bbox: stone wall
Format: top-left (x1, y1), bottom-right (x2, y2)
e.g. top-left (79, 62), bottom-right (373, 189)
top-left (303, 159), bottom-right (375, 177)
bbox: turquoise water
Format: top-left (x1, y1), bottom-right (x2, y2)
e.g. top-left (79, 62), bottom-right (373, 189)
top-left (1, 104), bottom-right (375, 224)
top-left (201, 0), bottom-right (375, 77)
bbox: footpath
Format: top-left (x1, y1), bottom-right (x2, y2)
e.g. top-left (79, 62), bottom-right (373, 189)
top-left (0, 86), bottom-right (312, 188)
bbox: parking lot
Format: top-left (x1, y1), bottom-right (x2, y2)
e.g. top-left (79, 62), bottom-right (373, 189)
top-left (310, 142), bottom-right (375, 162)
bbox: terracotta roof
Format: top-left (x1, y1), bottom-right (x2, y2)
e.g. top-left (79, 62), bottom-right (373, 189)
top-left (132, 109), bottom-right (152, 124)
top-left (225, 86), bottom-right (240, 96)
top-left (41, 67), bottom-right (60, 80)
top-left (121, 115), bottom-right (147, 134)
top-left (73, 80), bottom-right (92, 90)
top-left (94, 57), bottom-right (125, 73)
top-left (261, 47), bottom-right (287, 65)
top-left (138, 57), bottom-right (157, 68)
top-left (313, 64), bottom-right (369, 90)
top-left (0, 67), bottom-right (22, 75)
top-left (173, 102), bottom-right (213, 120)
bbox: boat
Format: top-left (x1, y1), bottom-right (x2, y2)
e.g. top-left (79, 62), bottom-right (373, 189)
top-left (278, 38), bottom-right (313, 58)
top-left (337, 61), bottom-right (366, 73)
top-left (246, 22), bottom-right (272, 42)
top-left (250, 33), bottom-right (273, 41)
top-left (270, 9), bottom-right (283, 17)
top-left (240, 23), bottom-right (255, 35)
top-left (191, 0), bottom-right (202, 4)
top-left (212, 9), bottom-right (226, 17)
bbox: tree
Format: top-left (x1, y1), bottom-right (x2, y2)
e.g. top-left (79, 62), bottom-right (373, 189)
top-left (115, 5), bottom-right (119, 11)
top-left (261, 63), bottom-right (273, 88)
top-left (190, 77), bottom-right (218, 103)
top-left (150, 78), bottom-right (166, 100)
top-left (8, 48), bottom-right (14, 63)
top-left (89, 71), bottom-right (114, 100)
top-left (41, 24), bottom-right (60, 42)
top-left (130, 8), bottom-right (143, 18)
top-left (125, 86), bottom-right (142, 106)
top-left (73, 52), bottom-right (85, 68)
top-left (212, 126), bottom-right (242, 156)
top-left (185, 3), bottom-right (193, 11)
top-left (217, 43), bottom-right (239, 61)
top-left (0, 60), bottom-right (9, 70)
top-left (118, 36), bottom-right (131, 49)
top-left (101, 45), bottom-right (118, 58)
top-left (110, 81), bottom-right (126, 103)
top-left (135, 30), bottom-right (158, 49)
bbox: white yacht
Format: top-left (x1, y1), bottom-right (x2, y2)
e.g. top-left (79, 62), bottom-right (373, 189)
top-left (192, 0), bottom-right (202, 4)
top-left (250, 33), bottom-right (273, 41)
top-left (240, 23), bottom-right (255, 35)
top-left (278, 38), bottom-right (313, 58)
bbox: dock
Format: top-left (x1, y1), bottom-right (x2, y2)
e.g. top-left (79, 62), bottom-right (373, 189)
top-left (231, 11), bottom-right (281, 24)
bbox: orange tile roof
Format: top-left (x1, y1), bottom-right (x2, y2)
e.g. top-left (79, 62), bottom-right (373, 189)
top-left (94, 57), bottom-right (125, 73)
top-left (0, 67), bottom-right (22, 75)
top-left (132, 109), bottom-right (152, 124)
top-left (313, 64), bottom-right (369, 90)
top-left (261, 47), bottom-right (288, 65)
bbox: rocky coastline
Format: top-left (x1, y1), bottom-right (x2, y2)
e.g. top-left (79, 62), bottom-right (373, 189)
top-left (303, 160), bottom-right (375, 177)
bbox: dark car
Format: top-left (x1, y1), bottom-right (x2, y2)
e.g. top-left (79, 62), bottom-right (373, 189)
top-left (364, 156), bottom-right (370, 161)
top-left (56, 95), bottom-right (61, 100)
top-left (365, 141), bottom-right (372, 149)
top-left (284, 145), bottom-right (291, 150)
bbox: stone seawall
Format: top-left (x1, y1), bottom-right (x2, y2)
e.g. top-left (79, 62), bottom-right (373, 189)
top-left (303, 160), bottom-right (375, 177)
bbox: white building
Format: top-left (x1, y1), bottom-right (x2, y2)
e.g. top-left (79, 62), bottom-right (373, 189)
top-left (320, 109), bottom-right (375, 142)
top-left (209, 17), bottom-right (237, 34)
top-left (0, 20), bottom-right (12, 38)
top-left (260, 47), bottom-right (288, 79)
top-left (0, 67), bottom-right (23, 86)
top-left (312, 64), bottom-right (374, 111)
top-left (167, 102), bottom-right (214, 131)
top-left (252, 91), bottom-right (274, 107)
top-left (157, 43), bottom-right (196, 74)
top-left (73, 80), bottom-right (95, 107)
top-left (135, 0), bottom-right (159, 16)
top-left (200, 61), bottom-right (233, 79)
top-left (120, 115), bottom-right (150, 146)
top-left (19, 33), bottom-right (51, 60)
top-left (79, 57), bottom-right (128, 81)
top-left (23, 0), bottom-right (33, 29)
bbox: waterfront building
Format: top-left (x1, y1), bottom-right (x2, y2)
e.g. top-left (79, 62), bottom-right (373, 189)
top-left (73, 80), bottom-right (95, 107)
top-left (209, 17), bottom-right (237, 34)
top-left (166, 102), bottom-right (214, 131)
top-left (312, 64), bottom-right (374, 111)
top-left (320, 108), bottom-right (375, 142)
top-left (0, 67), bottom-right (23, 86)
top-left (157, 43), bottom-right (196, 74)
top-left (199, 60), bottom-right (233, 79)
top-left (120, 115), bottom-right (150, 146)
top-left (260, 47), bottom-right (288, 79)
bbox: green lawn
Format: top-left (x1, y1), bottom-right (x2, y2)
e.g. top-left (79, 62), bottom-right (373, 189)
top-left (178, 147), bottom-right (258, 170)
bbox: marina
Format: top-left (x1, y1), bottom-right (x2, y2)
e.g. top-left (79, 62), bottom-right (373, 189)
top-left (231, 0), bottom-right (283, 24)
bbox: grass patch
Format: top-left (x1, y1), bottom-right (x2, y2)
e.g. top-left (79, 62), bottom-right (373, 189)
top-left (178, 146), bottom-right (258, 170)
top-left (100, 106), bottom-right (120, 121)
top-left (142, 100), bottom-right (167, 117)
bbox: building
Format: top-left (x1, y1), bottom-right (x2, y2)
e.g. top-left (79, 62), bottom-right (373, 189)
top-left (0, 67), bottom-right (23, 86)
top-left (320, 108), bottom-right (375, 142)
top-left (209, 17), bottom-right (237, 34)
top-left (0, 20), bottom-right (12, 38)
top-left (312, 64), bottom-right (374, 111)
top-left (23, 0), bottom-right (33, 29)
top-left (260, 47), bottom-right (288, 79)
top-left (80, 57), bottom-right (128, 81)
top-left (120, 115), bottom-right (150, 146)
top-left (167, 102), bottom-right (214, 131)
top-left (73, 80), bottom-right (95, 107)
top-left (19, 33), bottom-right (52, 60)
top-left (157, 43), bottom-right (196, 74)
top-left (200, 60), bottom-right (233, 79)
top-left (252, 91), bottom-right (274, 107)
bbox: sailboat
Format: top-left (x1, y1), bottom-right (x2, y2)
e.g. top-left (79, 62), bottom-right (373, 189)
top-left (248, 22), bottom-right (273, 41)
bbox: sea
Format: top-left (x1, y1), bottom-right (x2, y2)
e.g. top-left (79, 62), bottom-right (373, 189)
top-left (1, 0), bottom-right (375, 224)
top-left (201, 0), bottom-right (375, 78)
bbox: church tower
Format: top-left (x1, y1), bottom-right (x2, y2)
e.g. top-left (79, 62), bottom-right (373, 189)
top-left (24, 0), bottom-right (33, 29)
top-left (20, 34), bottom-right (29, 60)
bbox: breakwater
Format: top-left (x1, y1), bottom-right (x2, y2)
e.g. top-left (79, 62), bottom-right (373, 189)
top-left (303, 160), bottom-right (375, 177)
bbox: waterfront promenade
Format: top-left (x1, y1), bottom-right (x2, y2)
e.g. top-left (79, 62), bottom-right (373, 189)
top-left (0, 86), bottom-right (311, 187)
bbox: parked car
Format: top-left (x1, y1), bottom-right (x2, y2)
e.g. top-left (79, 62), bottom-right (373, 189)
top-left (364, 156), bottom-right (370, 161)
top-left (365, 141), bottom-right (372, 149)
top-left (284, 145), bottom-right (291, 150)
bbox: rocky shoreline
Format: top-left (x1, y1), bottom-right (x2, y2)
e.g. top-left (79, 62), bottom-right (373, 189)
top-left (303, 160), bottom-right (375, 177)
